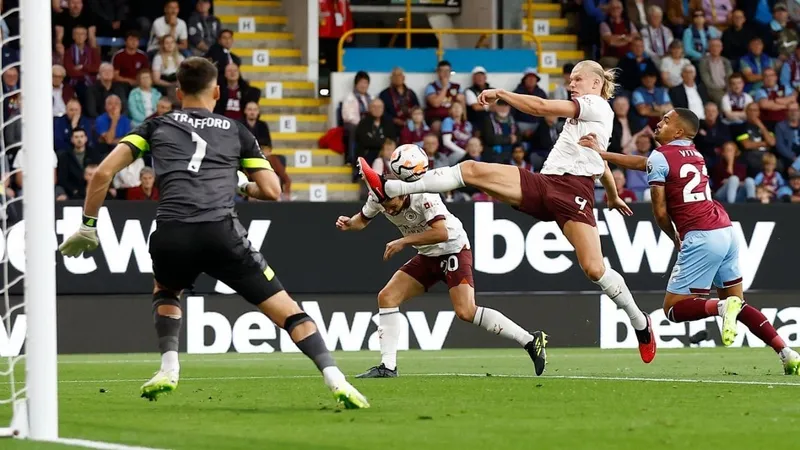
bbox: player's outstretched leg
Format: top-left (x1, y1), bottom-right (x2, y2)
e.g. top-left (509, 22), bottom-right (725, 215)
top-left (141, 289), bottom-right (182, 401)
top-left (358, 157), bottom-right (524, 206)
top-left (563, 221), bottom-right (655, 363)
top-left (449, 284), bottom-right (548, 375)
top-left (258, 291), bottom-right (370, 408)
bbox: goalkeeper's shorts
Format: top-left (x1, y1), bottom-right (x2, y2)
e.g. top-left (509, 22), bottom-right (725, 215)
top-left (149, 216), bottom-right (284, 305)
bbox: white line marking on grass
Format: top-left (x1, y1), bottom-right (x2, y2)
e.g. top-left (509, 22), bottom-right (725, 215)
top-left (40, 373), bottom-right (800, 388)
top-left (49, 437), bottom-right (168, 450)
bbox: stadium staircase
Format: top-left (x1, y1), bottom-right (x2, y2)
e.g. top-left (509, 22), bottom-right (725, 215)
top-left (216, 0), bottom-right (357, 201)
top-left (521, 0), bottom-right (582, 91)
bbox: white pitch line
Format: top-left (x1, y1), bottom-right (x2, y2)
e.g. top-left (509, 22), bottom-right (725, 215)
top-left (28, 372), bottom-right (800, 388)
top-left (49, 437), bottom-right (168, 450)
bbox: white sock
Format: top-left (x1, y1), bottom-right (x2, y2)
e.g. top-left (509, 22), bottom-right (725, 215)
top-left (322, 366), bottom-right (347, 390)
top-left (378, 307), bottom-right (402, 370)
top-left (161, 350), bottom-right (180, 373)
top-left (385, 165), bottom-right (465, 198)
top-left (472, 307), bottom-right (534, 347)
top-left (717, 299), bottom-right (726, 317)
top-left (595, 268), bottom-right (648, 330)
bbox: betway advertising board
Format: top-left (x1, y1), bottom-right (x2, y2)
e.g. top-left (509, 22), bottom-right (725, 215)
top-left (2, 293), bottom-right (799, 356)
top-left (2, 202), bottom-right (794, 295)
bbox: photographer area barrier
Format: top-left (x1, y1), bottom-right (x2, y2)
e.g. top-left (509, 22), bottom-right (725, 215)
top-left (3, 202), bottom-right (798, 295)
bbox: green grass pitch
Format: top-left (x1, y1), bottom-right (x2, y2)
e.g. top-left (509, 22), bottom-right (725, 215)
top-left (1, 348), bottom-right (799, 449)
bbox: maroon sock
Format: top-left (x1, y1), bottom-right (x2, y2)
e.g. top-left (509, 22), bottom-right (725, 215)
top-left (738, 305), bottom-right (786, 353)
top-left (668, 298), bottom-right (719, 322)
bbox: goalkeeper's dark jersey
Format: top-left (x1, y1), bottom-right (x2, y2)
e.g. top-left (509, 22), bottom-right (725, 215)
top-left (120, 108), bottom-right (271, 223)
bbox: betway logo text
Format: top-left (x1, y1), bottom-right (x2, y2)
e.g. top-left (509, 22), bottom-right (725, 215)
top-left (600, 295), bottom-right (800, 349)
top-left (0, 206), bottom-right (271, 294)
top-left (473, 203), bottom-right (774, 290)
top-left (185, 296), bottom-right (455, 354)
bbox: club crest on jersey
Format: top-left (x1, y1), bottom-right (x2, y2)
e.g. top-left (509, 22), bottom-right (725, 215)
top-left (647, 161), bottom-right (654, 174)
top-left (404, 211), bottom-right (418, 222)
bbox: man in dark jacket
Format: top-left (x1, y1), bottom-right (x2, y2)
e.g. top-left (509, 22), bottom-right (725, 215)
top-left (204, 29), bottom-right (241, 84)
top-left (57, 128), bottom-right (103, 199)
top-left (188, 0), bottom-right (221, 55)
top-left (617, 37), bottom-right (660, 93)
top-left (668, 64), bottom-right (710, 120)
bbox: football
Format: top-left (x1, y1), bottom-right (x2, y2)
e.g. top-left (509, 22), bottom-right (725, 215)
top-left (389, 144), bottom-right (429, 182)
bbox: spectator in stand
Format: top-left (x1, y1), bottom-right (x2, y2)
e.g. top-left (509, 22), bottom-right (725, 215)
top-left (599, 0), bottom-right (639, 68)
top-left (701, 0), bottom-right (733, 27)
top-left (462, 137), bottom-right (485, 163)
top-left (214, 63), bottom-right (259, 121)
top-left (241, 101), bottom-right (273, 151)
top-left (481, 99), bottom-right (518, 163)
top-left (152, 34), bottom-right (185, 101)
top-left (769, 3), bottom-right (797, 63)
top-left (779, 45), bottom-right (800, 92)
top-left (669, 64), bottom-right (709, 119)
top-left (128, 69), bottom-right (162, 126)
top-left (508, 143), bottom-right (534, 172)
top-left (10, 147), bottom-right (61, 200)
top-left (627, 134), bottom-right (654, 199)
top-left (54, 98), bottom-right (92, 151)
top-left (711, 141), bottom-right (756, 203)
top-left (187, 0), bottom-right (221, 56)
top-left (57, 127), bottom-right (102, 198)
top-left (722, 9), bottom-right (755, 68)
top-left (87, 0), bottom-right (128, 38)
top-left (777, 172), bottom-right (800, 202)
top-left (54, 0), bottom-right (96, 58)
top-left (2, 69), bottom-right (21, 153)
top-left (423, 132), bottom-right (464, 170)
top-left (740, 37), bottom-right (775, 94)
top-left (632, 68), bottom-right (673, 129)
top-left (754, 153), bottom-right (786, 202)
top-left (604, 169), bottom-right (638, 203)
top-left (609, 95), bottom-right (650, 154)
top-left (529, 115), bottom-right (562, 170)
top-left (578, 0), bottom-right (608, 62)
top-left (754, 67), bottom-right (797, 131)
top-left (625, 0), bottom-right (652, 30)
top-left (75, 163), bottom-right (116, 199)
top-left (665, 0), bottom-right (699, 31)
top-left (379, 67), bottom-right (419, 131)
top-left (355, 98), bottom-right (396, 165)
top-left (126, 167), bottom-right (159, 200)
top-left (112, 31), bottom-right (150, 89)
top-left (737, 102), bottom-right (777, 176)
top-left (95, 94), bottom-right (132, 155)
top-left (551, 63), bottom-right (574, 101)
top-left (464, 66), bottom-right (492, 130)
top-left (371, 138), bottom-right (396, 179)
top-left (617, 37), bottom-right (659, 92)
top-left (341, 70), bottom-right (372, 164)
top-left (400, 106), bottom-right (429, 148)
top-left (147, 0), bottom-right (188, 54)
top-left (112, 156), bottom-right (146, 197)
top-left (152, 97), bottom-right (173, 119)
top-left (660, 40), bottom-right (692, 87)
top-left (205, 29), bottom-right (241, 84)
top-left (63, 25), bottom-right (100, 102)
top-left (695, 102), bottom-right (731, 160)
top-left (682, 9), bottom-right (721, 63)
top-left (720, 73), bottom-right (754, 136)
top-left (441, 102), bottom-right (473, 157)
top-left (424, 60), bottom-right (465, 127)
top-left (640, 5), bottom-right (673, 65)
top-left (512, 68), bottom-right (547, 138)
top-left (87, 62), bottom-right (128, 119)
top-left (775, 102), bottom-right (800, 167)
top-left (699, 38), bottom-right (732, 105)
top-left (52, 64), bottom-right (76, 118)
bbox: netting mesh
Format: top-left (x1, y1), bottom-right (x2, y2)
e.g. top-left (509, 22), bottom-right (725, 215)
top-left (0, 4), bottom-right (24, 434)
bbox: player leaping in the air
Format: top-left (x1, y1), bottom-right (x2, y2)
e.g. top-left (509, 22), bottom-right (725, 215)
top-left (336, 192), bottom-right (548, 378)
top-left (579, 108), bottom-right (800, 375)
top-left (58, 57), bottom-right (371, 407)
top-left (357, 60), bottom-right (657, 364)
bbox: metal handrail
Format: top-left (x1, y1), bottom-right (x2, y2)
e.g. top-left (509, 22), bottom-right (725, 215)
top-left (337, 28), bottom-right (543, 72)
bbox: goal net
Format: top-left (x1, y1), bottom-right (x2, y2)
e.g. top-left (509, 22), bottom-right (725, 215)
top-left (0, 0), bottom-right (58, 441)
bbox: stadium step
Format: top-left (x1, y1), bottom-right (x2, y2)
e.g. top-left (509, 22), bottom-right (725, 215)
top-left (250, 80), bottom-right (314, 97)
top-left (233, 32), bottom-right (294, 49)
top-left (533, 34), bottom-right (578, 51)
top-left (236, 48), bottom-right (302, 66)
top-left (261, 114), bottom-right (328, 133)
top-left (289, 183), bottom-right (360, 201)
top-left (525, 18), bottom-right (569, 35)
top-left (242, 65), bottom-right (309, 81)
top-left (520, 3), bottom-right (562, 18)
top-left (272, 148), bottom-right (345, 166)
top-left (271, 131), bottom-right (324, 147)
top-left (286, 167), bottom-right (353, 184)
top-left (258, 98), bottom-right (328, 115)
top-left (214, 0), bottom-right (283, 16)
top-left (219, 15), bottom-right (289, 33)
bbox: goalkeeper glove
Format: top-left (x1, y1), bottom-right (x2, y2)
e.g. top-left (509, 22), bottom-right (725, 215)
top-left (59, 215), bottom-right (99, 257)
top-left (237, 170), bottom-right (250, 197)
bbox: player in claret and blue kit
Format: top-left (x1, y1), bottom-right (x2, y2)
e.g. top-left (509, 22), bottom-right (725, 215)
top-left (582, 108), bottom-right (800, 374)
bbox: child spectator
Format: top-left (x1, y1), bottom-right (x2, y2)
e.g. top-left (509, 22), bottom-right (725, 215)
top-left (126, 167), bottom-right (160, 201)
top-left (400, 106), bottom-right (429, 147)
top-left (423, 132), bottom-right (463, 169)
top-left (152, 35), bottom-right (185, 101)
top-left (128, 69), bottom-right (162, 126)
top-left (371, 138), bottom-right (396, 179)
top-left (754, 152), bottom-right (786, 202)
top-left (112, 30), bottom-right (150, 88)
top-left (603, 169), bottom-right (638, 203)
top-left (711, 141), bottom-right (756, 203)
top-left (508, 144), bottom-right (533, 172)
top-left (777, 172), bottom-right (800, 202)
top-left (441, 103), bottom-right (473, 157)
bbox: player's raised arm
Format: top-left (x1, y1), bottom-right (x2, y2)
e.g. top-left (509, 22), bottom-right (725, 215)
top-left (480, 89), bottom-right (578, 119)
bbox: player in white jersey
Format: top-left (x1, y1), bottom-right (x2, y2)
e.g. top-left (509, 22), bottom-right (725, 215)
top-left (336, 193), bottom-right (548, 377)
top-left (358, 60), bottom-right (657, 363)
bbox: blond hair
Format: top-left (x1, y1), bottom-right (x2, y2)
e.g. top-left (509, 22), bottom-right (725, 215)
top-left (573, 60), bottom-right (618, 100)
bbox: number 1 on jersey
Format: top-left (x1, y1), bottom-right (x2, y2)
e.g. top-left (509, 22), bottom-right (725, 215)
top-left (188, 132), bottom-right (208, 173)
